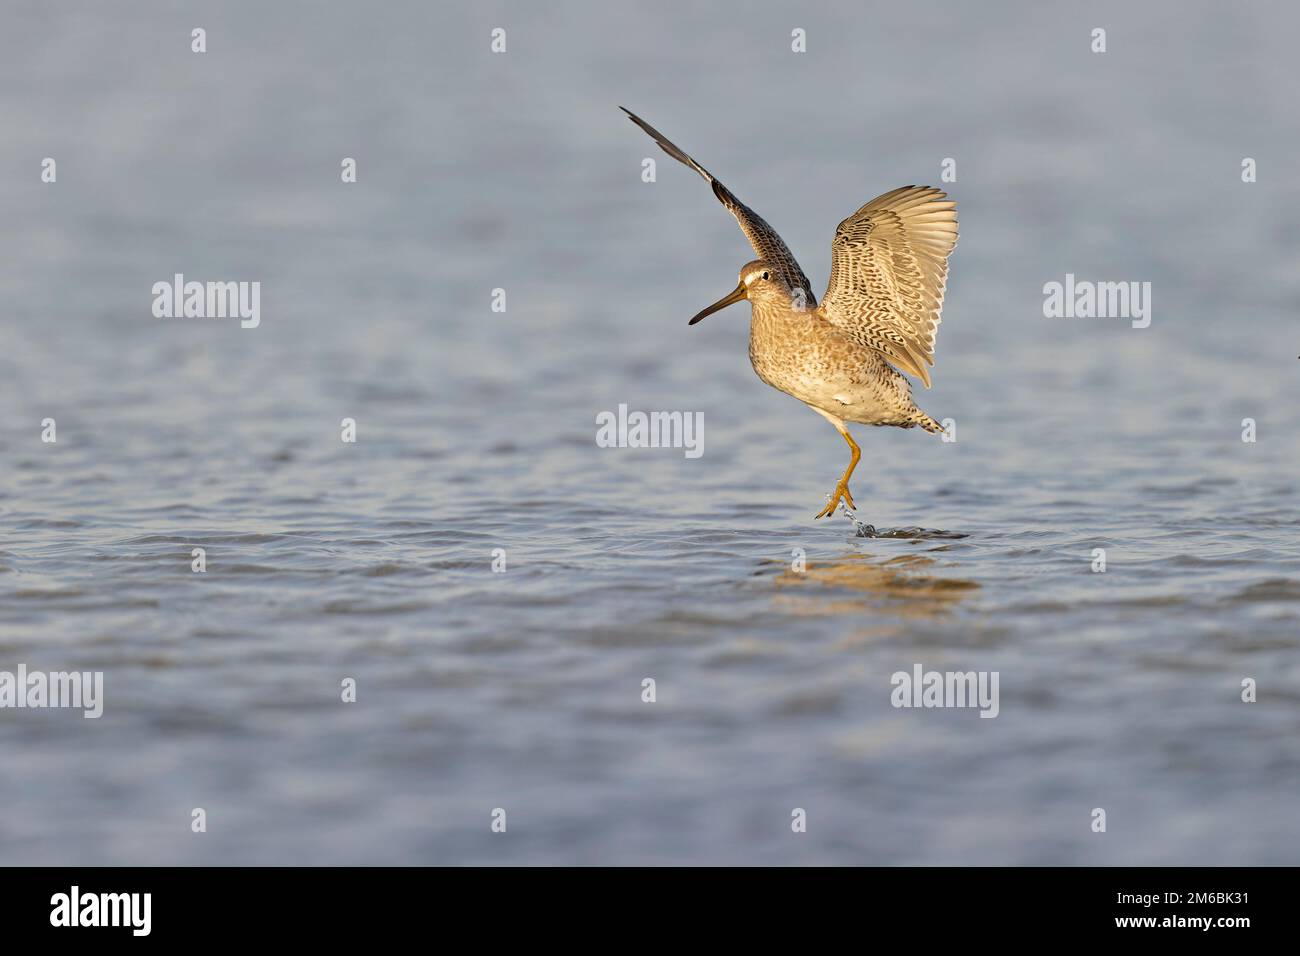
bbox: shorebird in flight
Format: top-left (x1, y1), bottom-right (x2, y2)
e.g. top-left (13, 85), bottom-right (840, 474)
top-left (622, 107), bottom-right (958, 519)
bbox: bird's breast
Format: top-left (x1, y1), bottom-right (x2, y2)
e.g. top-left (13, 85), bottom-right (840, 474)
top-left (747, 308), bottom-right (848, 398)
top-left (746, 306), bottom-right (918, 422)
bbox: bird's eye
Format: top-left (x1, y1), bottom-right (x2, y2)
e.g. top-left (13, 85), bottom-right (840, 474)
top-left (761, 271), bottom-right (769, 280)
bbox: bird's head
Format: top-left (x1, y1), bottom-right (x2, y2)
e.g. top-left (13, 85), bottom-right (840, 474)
top-left (688, 260), bottom-right (790, 325)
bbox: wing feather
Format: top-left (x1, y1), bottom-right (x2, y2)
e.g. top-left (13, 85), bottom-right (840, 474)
top-left (621, 107), bottom-right (816, 305)
top-left (819, 186), bottom-right (957, 387)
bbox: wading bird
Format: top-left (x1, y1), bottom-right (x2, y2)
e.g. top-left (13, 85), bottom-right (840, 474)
top-left (622, 108), bottom-right (958, 519)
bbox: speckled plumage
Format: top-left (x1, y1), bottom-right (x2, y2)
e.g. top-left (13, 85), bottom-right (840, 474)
top-left (622, 108), bottom-right (958, 517)
top-left (744, 266), bottom-right (941, 432)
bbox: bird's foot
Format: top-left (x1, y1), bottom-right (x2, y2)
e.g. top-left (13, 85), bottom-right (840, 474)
top-left (814, 482), bottom-right (857, 519)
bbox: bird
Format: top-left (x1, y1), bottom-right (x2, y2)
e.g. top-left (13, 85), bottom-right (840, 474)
top-left (621, 107), bottom-right (958, 519)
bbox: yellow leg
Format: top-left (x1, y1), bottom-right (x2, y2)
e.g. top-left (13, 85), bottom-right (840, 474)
top-left (814, 424), bottom-right (860, 519)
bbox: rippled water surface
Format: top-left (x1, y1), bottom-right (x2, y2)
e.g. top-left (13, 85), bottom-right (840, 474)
top-left (2, 1), bottom-right (1299, 864)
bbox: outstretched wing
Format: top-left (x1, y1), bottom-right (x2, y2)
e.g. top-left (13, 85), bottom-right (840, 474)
top-left (819, 186), bottom-right (957, 388)
top-left (621, 107), bottom-right (816, 305)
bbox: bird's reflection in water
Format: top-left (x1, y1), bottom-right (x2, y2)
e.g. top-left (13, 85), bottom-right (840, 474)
top-left (771, 550), bottom-right (977, 619)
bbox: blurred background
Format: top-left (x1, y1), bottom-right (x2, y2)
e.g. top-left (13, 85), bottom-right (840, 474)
top-left (1, 0), bottom-right (1297, 864)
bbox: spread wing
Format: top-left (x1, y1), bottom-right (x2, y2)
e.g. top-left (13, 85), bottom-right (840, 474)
top-left (819, 186), bottom-right (957, 388)
top-left (621, 107), bottom-right (816, 305)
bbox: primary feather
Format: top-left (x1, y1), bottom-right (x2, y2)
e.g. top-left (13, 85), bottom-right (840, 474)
top-left (620, 107), bottom-right (816, 305)
top-left (818, 186), bottom-right (958, 387)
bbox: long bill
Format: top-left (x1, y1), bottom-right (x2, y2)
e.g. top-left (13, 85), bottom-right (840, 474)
top-left (688, 281), bottom-right (747, 325)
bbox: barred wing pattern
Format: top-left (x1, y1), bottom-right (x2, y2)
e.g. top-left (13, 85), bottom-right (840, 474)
top-left (819, 186), bottom-right (958, 388)
top-left (621, 107), bottom-right (816, 305)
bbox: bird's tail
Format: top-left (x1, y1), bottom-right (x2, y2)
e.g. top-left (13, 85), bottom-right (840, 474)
top-left (917, 411), bottom-right (944, 434)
